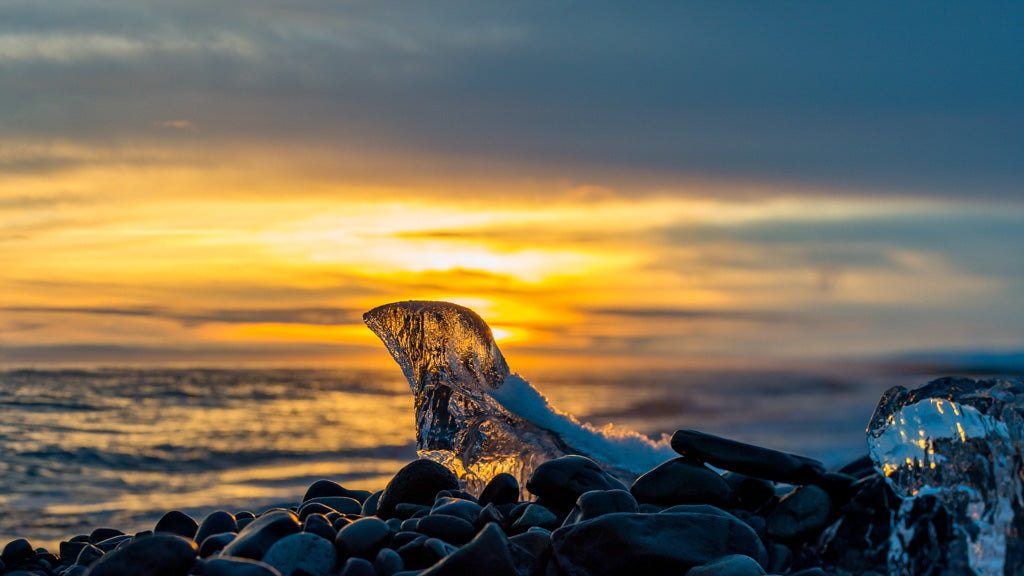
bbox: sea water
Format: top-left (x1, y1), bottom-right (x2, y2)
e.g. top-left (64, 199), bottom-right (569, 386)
top-left (0, 365), bottom-right (912, 549)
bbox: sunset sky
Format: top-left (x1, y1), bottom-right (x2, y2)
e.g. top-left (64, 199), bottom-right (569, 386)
top-left (2, 2), bottom-right (1023, 369)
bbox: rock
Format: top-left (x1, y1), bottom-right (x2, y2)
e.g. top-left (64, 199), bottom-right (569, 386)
top-left (334, 517), bottom-right (390, 560)
top-left (478, 473), bottom-right (520, 507)
top-left (93, 535), bottom-right (131, 552)
top-left (338, 557), bottom-right (376, 576)
top-left (393, 503), bottom-right (431, 519)
top-left (525, 456), bottom-right (627, 511)
top-left (836, 454), bottom-right (876, 479)
top-left (2, 539), bottom-right (34, 566)
top-left (261, 532), bottom-right (336, 576)
top-left (670, 430), bottom-right (826, 485)
top-left (60, 540), bottom-right (89, 562)
top-left (88, 529), bottom-right (123, 544)
top-left (361, 491), bottom-right (382, 517)
top-left (196, 512), bottom-right (239, 545)
top-left (373, 547), bottom-right (405, 576)
top-left (376, 460), bottom-right (459, 519)
top-left (765, 485), bottom-right (832, 542)
top-left (302, 513), bottom-right (337, 542)
top-left (415, 514), bottom-right (476, 545)
top-left (549, 511), bottom-right (767, 576)
top-left (303, 480), bottom-right (371, 503)
top-left (686, 554), bottom-right (767, 576)
top-left (722, 473), bottom-right (775, 511)
top-left (630, 457), bottom-right (731, 508)
top-left (155, 510), bottom-right (199, 539)
top-left (201, 557), bottom-right (283, 576)
top-left (394, 535), bottom-right (453, 569)
top-left (219, 510), bottom-right (301, 560)
top-left (297, 502), bottom-right (335, 521)
top-left (418, 523), bottom-right (516, 576)
top-left (75, 544), bottom-right (104, 567)
top-left (302, 496), bottom-right (363, 516)
top-left (430, 497), bottom-right (483, 524)
top-left (199, 533), bottom-right (236, 558)
top-left (83, 534), bottom-right (197, 576)
top-left (510, 504), bottom-right (559, 533)
top-left (478, 504), bottom-right (506, 529)
top-left (563, 489), bottom-right (637, 526)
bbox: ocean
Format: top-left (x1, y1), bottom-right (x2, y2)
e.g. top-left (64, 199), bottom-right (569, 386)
top-left (0, 364), bottom-right (944, 549)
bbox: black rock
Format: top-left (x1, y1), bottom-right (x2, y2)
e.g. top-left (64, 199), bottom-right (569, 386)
top-left (199, 533), bottom-right (236, 558)
top-left (373, 547), bottom-right (405, 576)
top-left (430, 497), bottom-right (483, 524)
top-left (93, 535), bottom-right (131, 552)
top-left (304, 496), bottom-right (363, 516)
top-left (337, 557), bottom-right (376, 576)
top-left (415, 514), bottom-right (476, 545)
top-left (388, 531), bottom-right (421, 551)
top-left (155, 510), bottom-right (199, 539)
top-left (83, 534), bottom-right (197, 576)
top-left (525, 456), bottom-right (627, 511)
top-left (765, 485), bottom-right (832, 542)
top-left (670, 430), bottom-right (826, 486)
top-left (393, 503), bottom-right (431, 519)
top-left (510, 504), bottom-right (559, 533)
top-left (2, 539), bottom-right (34, 566)
top-left (297, 502), bottom-right (335, 521)
top-left (219, 510), bottom-right (301, 560)
top-left (196, 512), bottom-right (238, 545)
top-left (395, 535), bottom-right (450, 570)
top-left (477, 504), bottom-right (506, 529)
top-left (201, 557), bottom-right (283, 576)
top-left (814, 475), bottom-right (894, 574)
top-left (302, 514), bottom-right (337, 542)
top-left (261, 532), bottom-right (336, 576)
top-left (478, 473), bottom-right (520, 507)
top-left (335, 517), bottom-right (390, 560)
top-left (418, 523), bottom-right (516, 576)
top-left (88, 529), bottom-right (123, 545)
top-left (722, 473), bottom-right (775, 511)
top-left (361, 491), bottom-right (382, 517)
top-left (685, 554), bottom-right (767, 576)
top-left (60, 540), bottom-right (89, 563)
top-left (837, 454), bottom-right (876, 479)
top-left (376, 460), bottom-right (459, 519)
top-left (75, 544), bottom-right (103, 567)
top-left (631, 457), bottom-right (732, 508)
top-left (303, 480), bottom-right (371, 503)
top-left (549, 511), bottom-right (767, 576)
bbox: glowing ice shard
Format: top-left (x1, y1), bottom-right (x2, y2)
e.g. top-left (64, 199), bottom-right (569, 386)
top-left (867, 377), bottom-right (1024, 576)
top-left (364, 300), bottom-right (673, 494)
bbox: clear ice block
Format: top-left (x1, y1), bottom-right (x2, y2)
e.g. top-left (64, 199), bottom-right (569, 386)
top-left (867, 377), bottom-right (1024, 576)
top-left (363, 300), bottom-right (672, 495)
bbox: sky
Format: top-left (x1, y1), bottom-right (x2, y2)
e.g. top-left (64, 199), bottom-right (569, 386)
top-left (2, 2), bottom-right (1023, 370)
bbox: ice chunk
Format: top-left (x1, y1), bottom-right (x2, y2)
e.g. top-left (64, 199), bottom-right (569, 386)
top-left (363, 301), bottom-right (673, 495)
top-left (867, 377), bottom-right (1024, 576)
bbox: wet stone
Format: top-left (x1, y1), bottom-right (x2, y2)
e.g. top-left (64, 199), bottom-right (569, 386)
top-left (376, 459), bottom-right (459, 520)
top-left (60, 540), bottom-right (88, 562)
top-left (630, 457), bottom-right (731, 508)
top-left (685, 554), bottom-right (767, 576)
top-left (415, 514), bottom-right (476, 545)
top-left (722, 473), bottom-right (775, 512)
top-left (550, 511), bottom-right (767, 576)
top-left (525, 455), bottom-right (627, 511)
top-left (74, 544), bottom-right (103, 567)
top-left (93, 535), bottom-right (131, 552)
top-left (84, 534), bottom-right (197, 576)
top-left (2, 539), bottom-right (34, 566)
top-left (563, 489), bottom-right (637, 526)
top-left (302, 496), bottom-right (363, 516)
top-left (418, 523), bottom-right (516, 576)
top-left (301, 514), bottom-right (337, 542)
top-left (303, 480), bottom-right (370, 503)
top-left (430, 497), bottom-right (483, 524)
top-left (155, 510), bottom-right (199, 539)
top-left (201, 557), bottom-right (283, 576)
top-left (338, 557), bottom-right (376, 576)
top-left (196, 511), bottom-right (238, 546)
top-left (765, 484), bottom-right (832, 542)
top-left (373, 547), bottom-right (405, 576)
top-left (88, 529), bottom-right (123, 544)
top-left (334, 517), bottom-right (390, 560)
top-left (671, 430), bottom-right (826, 486)
top-left (510, 504), bottom-right (559, 533)
top-left (220, 510), bottom-right (300, 560)
top-left (199, 533), bottom-right (236, 558)
top-left (261, 532), bottom-right (336, 576)
top-left (360, 491), bottom-right (382, 517)
top-left (478, 473), bottom-right (520, 507)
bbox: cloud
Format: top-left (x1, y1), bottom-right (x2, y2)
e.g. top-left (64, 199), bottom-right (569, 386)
top-left (580, 306), bottom-right (791, 324)
top-left (0, 306), bottom-right (365, 327)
